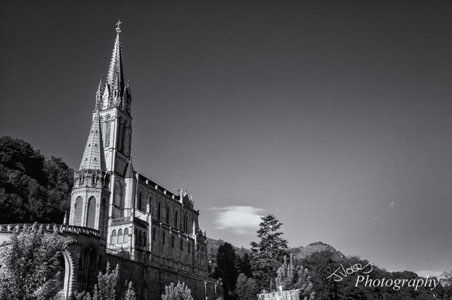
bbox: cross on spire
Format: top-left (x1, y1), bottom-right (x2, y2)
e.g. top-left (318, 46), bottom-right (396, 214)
top-left (115, 19), bottom-right (122, 33)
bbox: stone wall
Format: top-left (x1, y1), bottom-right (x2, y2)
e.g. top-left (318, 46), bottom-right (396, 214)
top-left (0, 223), bottom-right (222, 300)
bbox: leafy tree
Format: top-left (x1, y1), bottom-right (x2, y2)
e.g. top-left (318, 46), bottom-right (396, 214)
top-left (250, 215), bottom-right (287, 291)
top-left (0, 136), bottom-right (73, 223)
top-left (236, 253), bottom-right (252, 277)
top-left (161, 282), bottom-right (193, 300)
top-left (275, 255), bottom-right (315, 300)
top-left (213, 242), bottom-right (239, 299)
top-left (94, 263), bottom-right (120, 300)
top-left (236, 273), bottom-right (260, 300)
top-left (123, 281), bottom-right (137, 300)
top-left (0, 224), bottom-right (65, 300)
top-left (74, 263), bottom-right (120, 300)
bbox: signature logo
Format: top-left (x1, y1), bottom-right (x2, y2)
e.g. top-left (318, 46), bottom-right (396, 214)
top-left (326, 262), bottom-right (374, 282)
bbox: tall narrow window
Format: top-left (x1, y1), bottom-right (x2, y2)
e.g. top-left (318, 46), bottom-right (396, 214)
top-left (111, 230), bottom-right (117, 244)
top-left (74, 196), bottom-right (83, 226)
top-left (118, 229), bottom-right (123, 244)
top-left (162, 232), bottom-right (166, 244)
top-left (86, 196), bottom-right (96, 229)
top-left (152, 227), bottom-right (156, 241)
top-left (174, 211), bottom-right (178, 229)
top-left (137, 192), bottom-right (143, 211)
top-left (124, 228), bottom-right (129, 243)
top-left (105, 121), bottom-right (111, 147)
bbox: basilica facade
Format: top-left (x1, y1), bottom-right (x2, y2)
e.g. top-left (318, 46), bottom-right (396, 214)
top-left (69, 22), bottom-right (209, 278)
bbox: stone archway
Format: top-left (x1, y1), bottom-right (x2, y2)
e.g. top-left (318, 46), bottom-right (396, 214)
top-left (54, 248), bottom-right (76, 300)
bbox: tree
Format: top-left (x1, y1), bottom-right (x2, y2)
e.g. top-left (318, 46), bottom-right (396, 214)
top-left (275, 255), bottom-right (315, 300)
top-left (236, 273), bottom-right (260, 300)
top-left (122, 281), bottom-right (137, 300)
top-left (0, 224), bottom-right (65, 300)
top-left (213, 242), bottom-right (239, 300)
top-left (93, 263), bottom-right (120, 300)
top-left (161, 282), bottom-right (193, 300)
top-left (236, 253), bottom-right (252, 277)
top-left (0, 136), bottom-right (73, 224)
top-left (250, 215), bottom-right (288, 291)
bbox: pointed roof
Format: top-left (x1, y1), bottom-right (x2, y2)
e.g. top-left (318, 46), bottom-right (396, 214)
top-left (79, 109), bottom-right (106, 171)
top-left (107, 21), bottom-right (124, 93)
top-left (125, 160), bottom-right (134, 178)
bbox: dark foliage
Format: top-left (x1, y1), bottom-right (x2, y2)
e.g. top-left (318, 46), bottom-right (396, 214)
top-left (213, 242), bottom-right (239, 300)
top-left (0, 136), bottom-right (73, 223)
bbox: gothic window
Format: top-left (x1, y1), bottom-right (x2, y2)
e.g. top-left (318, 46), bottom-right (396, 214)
top-left (166, 207), bottom-right (170, 224)
top-left (171, 236), bottom-right (175, 248)
top-left (118, 229), bottom-right (123, 244)
top-left (162, 232), bottom-right (166, 244)
top-left (105, 121), bottom-right (111, 147)
top-left (152, 227), bottom-right (156, 241)
top-left (124, 228), bottom-right (129, 243)
top-left (111, 230), bottom-right (117, 244)
top-left (74, 196), bottom-right (83, 226)
top-left (180, 240), bottom-right (183, 251)
top-left (86, 196), bottom-right (96, 229)
top-left (174, 211), bottom-right (178, 229)
top-left (114, 181), bottom-right (123, 207)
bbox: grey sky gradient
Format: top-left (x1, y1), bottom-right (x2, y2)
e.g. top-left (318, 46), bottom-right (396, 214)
top-left (1, 0), bottom-right (452, 274)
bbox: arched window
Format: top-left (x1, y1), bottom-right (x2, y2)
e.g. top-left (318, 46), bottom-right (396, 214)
top-left (118, 229), bottom-right (123, 244)
top-left (124, 228), bottom-right (129, 243)
top-left (86, 196), bottom-right (96, 229)
top-left (111, 230), bottom-right (117, 244)
top-left (74, 196), bottom-right (83, 226)
top-left (114, 181), bottom-right (123, 207)
top-left (174, 211), bottom-right (178, 229)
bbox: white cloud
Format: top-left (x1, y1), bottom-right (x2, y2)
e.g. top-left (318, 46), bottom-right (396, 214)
top-left (210, 206), bottom-right (265, 235)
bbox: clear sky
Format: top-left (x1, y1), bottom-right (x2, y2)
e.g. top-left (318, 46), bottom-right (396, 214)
top-left (1, 0), bottom-right (452, 275)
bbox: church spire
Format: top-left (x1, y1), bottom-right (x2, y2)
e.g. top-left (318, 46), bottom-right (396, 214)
top-left (79, 109), bottom-right (106, 171)
top-left (107, 20), bottom-right (124, 96)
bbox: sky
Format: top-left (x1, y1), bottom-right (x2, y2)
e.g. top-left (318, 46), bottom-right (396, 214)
top-left (1, 0), bottom-right (452, 276)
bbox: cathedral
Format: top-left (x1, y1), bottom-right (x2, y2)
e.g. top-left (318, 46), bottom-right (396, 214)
top-left (69, 21), bottom-right (209, 278)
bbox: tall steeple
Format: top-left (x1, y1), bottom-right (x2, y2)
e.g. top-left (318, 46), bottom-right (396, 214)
top-left (79, 109), bottom-right (106, 171)
top-left (107, 20), bottom-right (124, 94)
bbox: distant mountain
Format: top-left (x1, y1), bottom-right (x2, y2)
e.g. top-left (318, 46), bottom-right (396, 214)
top-left (207, 238), bottom-right (342, 261)
top-left (287, 241), bottom-right (345, 261)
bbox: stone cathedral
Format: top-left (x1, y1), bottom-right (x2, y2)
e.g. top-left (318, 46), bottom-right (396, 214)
top-left (69, 22), bottom-right (209, 277)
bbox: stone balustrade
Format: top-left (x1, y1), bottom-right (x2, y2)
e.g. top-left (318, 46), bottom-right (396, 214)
top-left (0, 223), bottom-right (100, 237)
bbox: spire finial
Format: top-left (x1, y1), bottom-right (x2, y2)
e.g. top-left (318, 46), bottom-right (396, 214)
top-left (115, 19), bottom-right (122, 33)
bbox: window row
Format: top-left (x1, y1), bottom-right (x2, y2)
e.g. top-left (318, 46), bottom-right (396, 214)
top-left (111, 228), bottom-right (129, 244)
